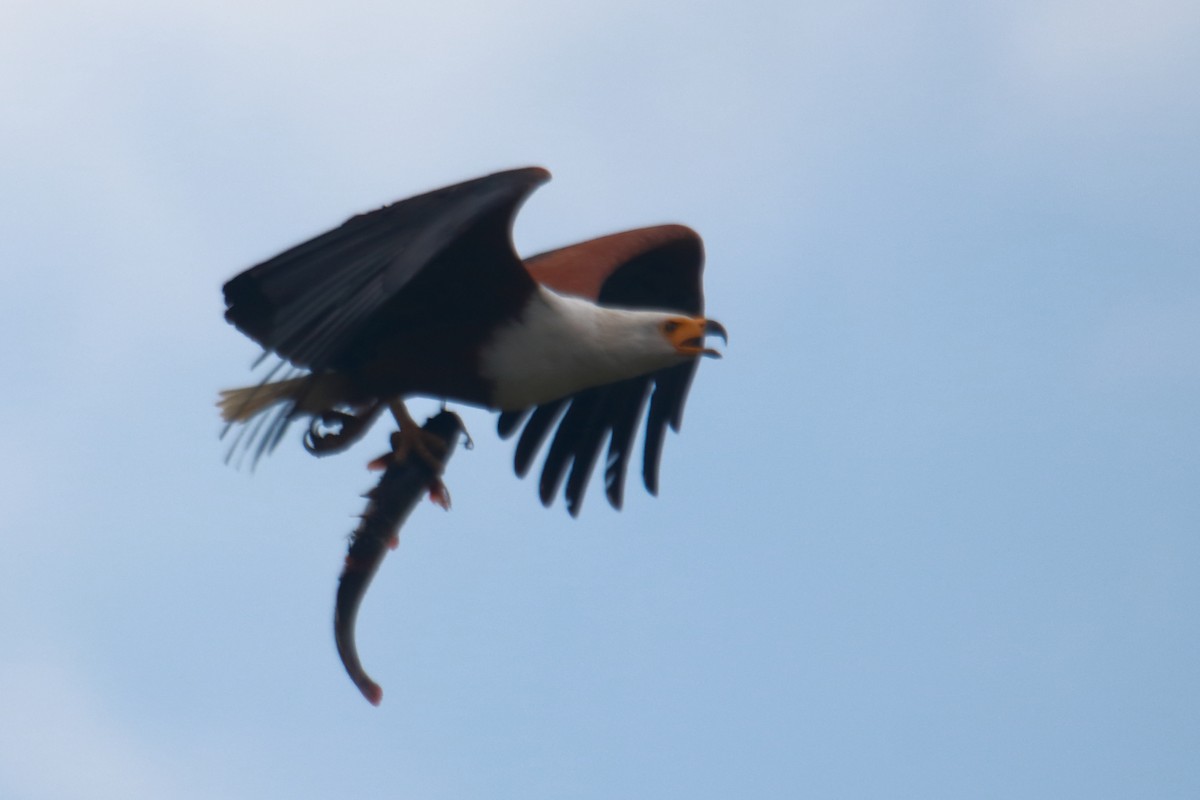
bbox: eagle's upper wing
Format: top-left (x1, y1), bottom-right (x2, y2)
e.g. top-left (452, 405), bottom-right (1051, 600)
top-left (223, 167), bottom-right (549, 372)
top-left (497, 225), bottom-right (707, 516)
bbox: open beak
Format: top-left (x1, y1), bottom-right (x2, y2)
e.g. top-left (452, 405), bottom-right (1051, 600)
top-left (672, 318), bottom-right (728, 358)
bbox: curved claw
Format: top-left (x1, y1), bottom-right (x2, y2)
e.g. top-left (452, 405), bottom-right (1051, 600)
top-left (303, 404), bottom-right (383, 456)
top-left (304, 411), bottom-right (355, 454)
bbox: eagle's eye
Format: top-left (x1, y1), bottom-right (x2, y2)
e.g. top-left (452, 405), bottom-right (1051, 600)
top-left (662, 320), bottom-right (679, 334)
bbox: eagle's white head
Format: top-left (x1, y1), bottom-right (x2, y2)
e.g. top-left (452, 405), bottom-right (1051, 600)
top-left (481, 286), bottom-right (726, 410)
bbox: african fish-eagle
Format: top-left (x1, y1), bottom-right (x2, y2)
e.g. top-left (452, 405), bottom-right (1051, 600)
top-left (219, 167), bottom-right (725, 515)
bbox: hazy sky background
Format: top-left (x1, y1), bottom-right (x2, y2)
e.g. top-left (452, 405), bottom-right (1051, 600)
top-left (3, 1), bottom-right (1198, 798)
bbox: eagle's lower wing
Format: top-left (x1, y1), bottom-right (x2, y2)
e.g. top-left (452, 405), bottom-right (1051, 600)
top-left (499, 225), bottom-right (706, 515)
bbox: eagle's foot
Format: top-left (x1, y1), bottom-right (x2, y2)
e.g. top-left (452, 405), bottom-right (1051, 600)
top-left (386, 425), bottom-right (448, 471)
top-left (370, 399), bottom-right (448, 471)
top-left (366, 422), bottom-right (448, 473)
top-left (366, 427), bottom-right (452, 510)
top-left (304, 403), bottom-right (383, 456)
top-left (364, 400), bottom-right (455, 508)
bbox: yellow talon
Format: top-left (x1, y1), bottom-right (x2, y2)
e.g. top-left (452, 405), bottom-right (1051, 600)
top-left (386, 426), bottom-right (447, 470)
top-left (365, 399), bottom-right (452, 480)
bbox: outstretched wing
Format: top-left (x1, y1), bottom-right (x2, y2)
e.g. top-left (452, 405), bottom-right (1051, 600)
top-left (497, 225), bottom-right (706, 516)
top-left (223, 167), bottom-right (549, 372)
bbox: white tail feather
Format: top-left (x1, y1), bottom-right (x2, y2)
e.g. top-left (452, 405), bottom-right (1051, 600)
top-left (218, 377), bottom-right (307, 422)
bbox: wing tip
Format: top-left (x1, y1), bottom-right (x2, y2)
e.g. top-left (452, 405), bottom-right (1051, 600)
top-left (498, 165), bottom-right (552, 187)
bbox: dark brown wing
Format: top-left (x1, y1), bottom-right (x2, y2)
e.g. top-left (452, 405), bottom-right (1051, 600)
top-left (497, 225), bottom-right (706, 516)
top-left (223, 167), bottom-right (549, 372)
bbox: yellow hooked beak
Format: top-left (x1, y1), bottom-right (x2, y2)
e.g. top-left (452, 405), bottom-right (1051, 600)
top-left (663, 317), bottom-right (728, 358)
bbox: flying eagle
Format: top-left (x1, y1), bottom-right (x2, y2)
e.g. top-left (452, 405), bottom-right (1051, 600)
top-left (219, 167), bottom-right (725, 514)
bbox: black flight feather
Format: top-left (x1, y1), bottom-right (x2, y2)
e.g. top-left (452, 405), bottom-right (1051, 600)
top-left (224, 167), bottom-right (548, 372)
top-left (498, 227), bottom-right (707, 513)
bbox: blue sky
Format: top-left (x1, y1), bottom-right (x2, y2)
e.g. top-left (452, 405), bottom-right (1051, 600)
top-left (2, 1), bottom-right (1198, 797)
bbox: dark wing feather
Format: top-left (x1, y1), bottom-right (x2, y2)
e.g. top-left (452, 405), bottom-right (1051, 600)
top-left (223, 167), bottom-right (549, 372)
top-left (599, 378), bottom-right (650, 510)
top-left (508, 400), bottom-right (568, 477)
top-left (641, 361), bottom-right (697, 495)
top-left (498, 225), bottom-right (706, 515)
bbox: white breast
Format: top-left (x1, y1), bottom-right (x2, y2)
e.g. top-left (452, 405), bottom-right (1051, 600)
top-left (479, 286), bottom-right (684, 410)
